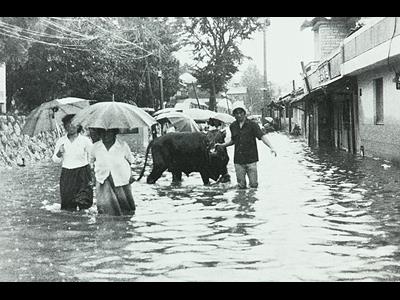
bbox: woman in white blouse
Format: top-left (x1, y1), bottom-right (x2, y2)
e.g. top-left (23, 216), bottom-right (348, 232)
top-left (90, 128), bottom-right (136, 216)
top-left (52, 114), bottom-right (94, 211)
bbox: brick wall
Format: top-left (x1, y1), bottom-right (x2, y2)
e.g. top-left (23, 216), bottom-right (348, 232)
top-left (315, 21), bottom-right (350, 61)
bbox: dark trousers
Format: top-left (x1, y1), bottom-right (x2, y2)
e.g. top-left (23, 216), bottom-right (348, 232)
top-left (60, 164), bottom-right (93, 211)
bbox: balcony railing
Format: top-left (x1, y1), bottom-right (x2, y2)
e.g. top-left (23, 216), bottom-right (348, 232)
top-left (343, 17), bottom-right (400, 62)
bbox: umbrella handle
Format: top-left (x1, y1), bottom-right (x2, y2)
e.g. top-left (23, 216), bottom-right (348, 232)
top-left (55, 120), bottom-right (62, 138)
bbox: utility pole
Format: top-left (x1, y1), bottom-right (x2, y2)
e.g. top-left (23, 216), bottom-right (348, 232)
top-left (262, 17), bottom-right (271, 122)
top-left (192, 82), bottom-right (201, 108)
top-left (263, 18), bottom-right (270, 105)
top-left (158, 48), bottom-right (164, 110)
top-left (145, 59), bottom-right (155, 110)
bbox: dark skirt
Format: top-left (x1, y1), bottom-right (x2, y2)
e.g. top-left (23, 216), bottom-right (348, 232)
top-left (60, 164), bottom-right (93, 211)
top-left (96, 175), bottom-right (136, 216)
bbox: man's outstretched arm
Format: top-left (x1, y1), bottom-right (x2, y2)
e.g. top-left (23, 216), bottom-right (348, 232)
top-left (261, 134), bottom-right (277, 156)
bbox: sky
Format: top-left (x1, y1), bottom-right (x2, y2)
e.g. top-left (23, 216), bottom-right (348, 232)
top-left (174, 17), bottom-right (315, 95)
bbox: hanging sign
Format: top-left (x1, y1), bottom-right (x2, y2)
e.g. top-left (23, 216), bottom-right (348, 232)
top-left (318, 62), bottom-right (331, 84)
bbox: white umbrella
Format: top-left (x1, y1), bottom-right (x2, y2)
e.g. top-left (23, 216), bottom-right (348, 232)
top-left (183, 108), bottom-right (217, 122)
top-left (265, 117), bottom-right (274, 123)
top-left (211, 112), bottom-right (235, 124)
top-left (22, 97), bottom-right (91, 137)
top-left (155, 111), bottom-right (200, 133)
top-left (153, 107), bottom-right (183, 117)
top-left (72, 101), bottom-right (157, 130)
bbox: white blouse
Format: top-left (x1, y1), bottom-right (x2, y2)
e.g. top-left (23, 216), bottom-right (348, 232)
top-left (90, 139), bottom-right (134, 187)
top-left (52, 134), bottom-right (93, 169)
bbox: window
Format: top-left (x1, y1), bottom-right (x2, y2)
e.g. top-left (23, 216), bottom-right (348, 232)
top-left (374, 78), bottom-right (384, 124)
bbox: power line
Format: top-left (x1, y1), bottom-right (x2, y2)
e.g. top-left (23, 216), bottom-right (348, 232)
top-left (0, 18), bottom-right (158, 59)
top-left (84, 17), bottom-right (155, 56)
top-left (0, 20), bottom-right (71, 41)
top-left (41, 18), bottom-right (97, 40)
top-left (0, 16), bottom-right (177, 67)
top-left (0, 25), bottom-right (90, 51)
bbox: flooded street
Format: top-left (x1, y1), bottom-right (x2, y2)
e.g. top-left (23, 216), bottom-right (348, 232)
top-left (1, 132), bottom-right (400, 281)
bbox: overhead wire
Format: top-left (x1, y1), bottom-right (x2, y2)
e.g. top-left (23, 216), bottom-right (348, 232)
top-left (0, 16), bottom-right (172, 80)
top-left (0, 24), bottom-right (90, 51)
top-left (0, 18), bottom-right (96, 52)
top-left (0, 18), bottom-right (156, 59)
top-left (100, 16), bottom-right (173, 59)
top-left (0, 19), bottom-right (94, 42)
top-left (42, 17), bottom-right (97, 40)
top-left (85, 17), bottom-right (155, 56)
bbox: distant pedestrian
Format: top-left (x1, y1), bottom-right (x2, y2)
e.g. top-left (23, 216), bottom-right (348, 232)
top-left (52, 114), bottom-right (94, 211)
top-left (215, 101), bottom-right (277, 189)
top-left (90, 129), bottom-right (136, 216)
top-left (291, 124), bottom-right (301, 136)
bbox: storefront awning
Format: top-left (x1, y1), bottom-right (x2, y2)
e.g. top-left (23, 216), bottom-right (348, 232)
top-left (291, 75), bottom-right (349, 104)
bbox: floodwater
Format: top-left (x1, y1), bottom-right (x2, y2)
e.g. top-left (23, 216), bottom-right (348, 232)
top-left (1, 132), bottom-right (400, 282)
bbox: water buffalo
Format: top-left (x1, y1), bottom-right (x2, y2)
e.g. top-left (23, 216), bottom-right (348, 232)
top-left (136, 131), bottom-right (229, 185)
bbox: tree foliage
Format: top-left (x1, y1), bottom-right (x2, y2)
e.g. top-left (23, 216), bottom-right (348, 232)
top-left (240, 64), bottom-right (282, 114)
top-left (240, 64), bottom-right (263, 114)
top-left (0, 17), bottom-right (183, 113)
top-left (183, 17), bottom-right (263, 111)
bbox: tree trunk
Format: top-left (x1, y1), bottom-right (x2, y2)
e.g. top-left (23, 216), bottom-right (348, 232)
top-left (209, 80), bottom-right (217, 111)
top-left (145, 59), bottom-right (155, 109)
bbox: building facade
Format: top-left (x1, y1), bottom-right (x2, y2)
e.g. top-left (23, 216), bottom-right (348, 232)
top-left (342, 17), bottom-right (400, 162)
top-left (289, 17), bottom-right (400, 163)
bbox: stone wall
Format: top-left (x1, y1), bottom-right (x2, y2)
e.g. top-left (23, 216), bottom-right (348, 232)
top-left (0, 114), bottom-right (58, 168)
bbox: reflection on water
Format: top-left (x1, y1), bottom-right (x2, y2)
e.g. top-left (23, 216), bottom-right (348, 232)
top-left (1, 133), bottom-right (400, 281)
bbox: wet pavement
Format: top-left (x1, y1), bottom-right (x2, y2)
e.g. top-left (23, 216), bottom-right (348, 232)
top-left (1, 132), bottom-right (400, 281)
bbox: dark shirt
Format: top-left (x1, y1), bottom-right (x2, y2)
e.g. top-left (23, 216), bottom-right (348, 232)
top-left (230, 118), bottom-right (265, 164)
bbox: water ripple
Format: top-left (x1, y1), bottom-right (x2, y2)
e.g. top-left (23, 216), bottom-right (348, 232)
top-left (2, 134), bottom-right (400, 281)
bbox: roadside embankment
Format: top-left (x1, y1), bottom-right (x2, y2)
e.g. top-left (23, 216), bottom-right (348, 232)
top-left (0, 114), bottom-right (57, 168)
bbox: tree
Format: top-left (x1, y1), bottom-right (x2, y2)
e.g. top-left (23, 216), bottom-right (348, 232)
top-left (184, 17), bottom-right (263, 111)
top-left (0, 17), bottom-right (40, 67)
top-left (240, 64), bottom-right (282, 115)
top-left (0, 17), bottom-right (183, 113)
top-left (240, 64), bottom-right (263, 114)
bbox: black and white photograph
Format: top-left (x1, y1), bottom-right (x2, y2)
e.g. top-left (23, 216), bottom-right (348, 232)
top-left (1, 16), bottom-right (400, 282)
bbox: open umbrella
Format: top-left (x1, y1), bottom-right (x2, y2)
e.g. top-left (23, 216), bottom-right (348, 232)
top-left (71, 101), bottom-right (157, 130)
top-left (22, 97), bottom-right (91, 137)
top-left (264, 117), bottom-right (274, 123)
top-left (210, 112), bottom-right (235, 124)
top-left (141, 107), bottom-right (155, 115)
top-left (155, 111), bottom-right (200, 133)
top-left (183, 108), bottom-right (217, 122)
top-left (153, 107), bottom-right (183, 117)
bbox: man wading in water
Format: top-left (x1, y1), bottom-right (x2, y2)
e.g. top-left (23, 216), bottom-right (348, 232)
top-left (215, 101), bottom-right (277, 189)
